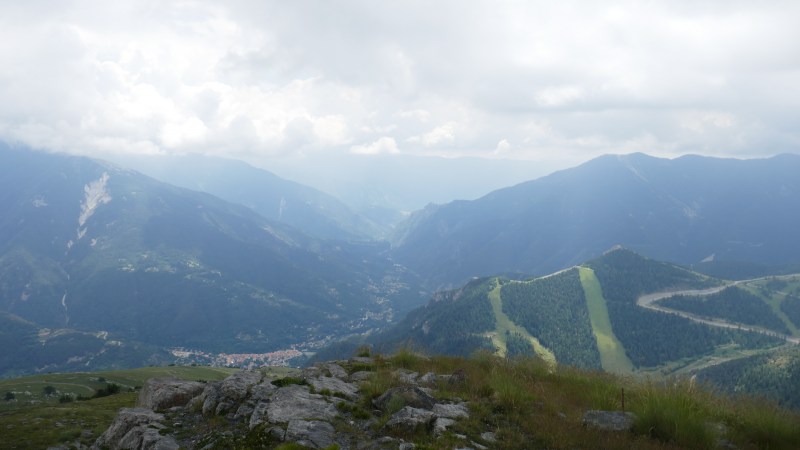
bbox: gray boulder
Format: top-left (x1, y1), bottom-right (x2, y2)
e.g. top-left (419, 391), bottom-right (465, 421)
top-left (373, 386), bottom-right (436, 412)
top-left (220, 371), bottom-right (263, 401)
top-left (250, 384), bottom-right (337, 428)
top-left (433, 417), bottom-right (456, 435)
top-left (230, 381), bottom-right (276, 422)
top-left (198, 382), bottom-right (221, 416)
top-left (233, 402), bottom-right (255, 422)
top-left (92, 408), bottom-right (176, 450)
top-left (418, 372), bottom-right (437, 385)
top-left (433, 403), bottom-right (469, 419)
top-left (249, 382), bottom-right (277, 402)
top-left (348, 371), bottom-right (373, 383)
top-left (301, 366), bottom-right (323, 379)
top-left (325, 363), bottom-right (349, 380)
top-left (249, 401), bottom-right (271, 430)
top-left (285, 420), bottom-right (336, 449)
top-left (137, 378), bottom-right (205, 411)
top-left (308, 376), bottom-right (359, 400)
top-left (383, 406), bottom-right (436, 433)
top-left (118, 427), bottom-right (178, 450)
top-left (582, 410), bottom-right (636, 432)
top-left (393, 369), bottom-right (419, 384)
top-left (213, 371), bottom-right (264, 415)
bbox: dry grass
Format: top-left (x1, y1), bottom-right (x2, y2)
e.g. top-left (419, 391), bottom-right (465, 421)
top-left (370, 350), bottom-right (800, 449)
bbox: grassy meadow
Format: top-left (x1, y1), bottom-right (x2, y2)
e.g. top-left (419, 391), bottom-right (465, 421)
top-left (0, 365), bottom-right (243, 449)
top-left (488, 281), bottom-right (556, 365)
top-left (579, 267), bottom-right (635, 374)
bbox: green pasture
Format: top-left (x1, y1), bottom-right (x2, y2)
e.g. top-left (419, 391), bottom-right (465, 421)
top-left (579, 267), bottom-right (634, 374)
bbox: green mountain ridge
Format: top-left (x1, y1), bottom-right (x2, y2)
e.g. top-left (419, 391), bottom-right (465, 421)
top-left (358, 249), bottom-right (792, 383)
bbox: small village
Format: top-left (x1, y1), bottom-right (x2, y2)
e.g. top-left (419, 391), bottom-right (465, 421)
top-left (170, 348), bottom-right (304, 368)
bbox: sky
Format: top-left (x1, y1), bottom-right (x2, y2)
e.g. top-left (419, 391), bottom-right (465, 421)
top-left (1, 1), bottom-right (799, 206)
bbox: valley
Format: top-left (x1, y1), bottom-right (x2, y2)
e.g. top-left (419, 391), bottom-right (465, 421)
top-left (4, 3), bottom-right (800, 446)
top-left (3, 147), bottom-right (800, 422)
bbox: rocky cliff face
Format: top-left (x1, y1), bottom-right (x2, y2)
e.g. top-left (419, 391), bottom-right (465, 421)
top-left (91, 358), bottom-right (489, 449)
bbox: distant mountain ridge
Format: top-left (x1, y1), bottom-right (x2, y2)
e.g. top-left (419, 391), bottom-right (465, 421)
top-left (0, 147), bottom-right (421, 377)
top-left (108, 153), bottom-right (387, 240)
top-left (391, 153), bottom-right (800, 286)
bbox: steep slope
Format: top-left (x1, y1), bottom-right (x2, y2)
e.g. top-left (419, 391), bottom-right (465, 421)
top-left (696, 345), bottom-right (800, 410)
top-left (371, 249), bottom-right (783, 373)
top-left (392, 153), bottom-right (800, 286)
top-left (0, 147), bottom-right (419, 376)
top-left (110, 153), bottom-right (385, 240)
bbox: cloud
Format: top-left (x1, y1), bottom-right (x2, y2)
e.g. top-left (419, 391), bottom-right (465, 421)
top-left (350, 136), bottom-right (399, 155)
top-left (408, 122), bottom-right (457, 147)
top-left (494, 139), bottom-right (511, 155)
top-left (0, 0), bottom-right (798, 168)
top-left (680, 112), bottom-right (736, 133)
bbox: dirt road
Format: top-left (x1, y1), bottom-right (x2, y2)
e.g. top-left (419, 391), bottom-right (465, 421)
top-left (637, 280), bottom-right (800, 345)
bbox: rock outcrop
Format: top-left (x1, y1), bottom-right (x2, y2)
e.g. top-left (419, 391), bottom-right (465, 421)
top-left (94, 360), bottom-right (475, 449)
top-left (137, 378), bottom-right (205, 412)
top-left (372, 386), bottom-right (437, 411)
top-left (91, 408), bottom-right (178, 450)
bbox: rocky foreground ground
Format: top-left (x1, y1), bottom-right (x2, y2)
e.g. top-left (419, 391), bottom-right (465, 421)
top-left (88, 356), bottom-right (632, 450)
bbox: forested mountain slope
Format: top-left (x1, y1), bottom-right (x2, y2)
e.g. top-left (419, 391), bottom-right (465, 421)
top-left (392, 153), bottom-right (800, 286)
top-left (111, 153), bottom-right (385, 240)
top-left (369, 249), bottom-right (786, 374)
top-left (0, 147), bottom-right (420, 377)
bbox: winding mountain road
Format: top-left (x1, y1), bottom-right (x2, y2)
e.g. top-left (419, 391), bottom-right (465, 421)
top-left (637, 278), bottom-right (800, 345)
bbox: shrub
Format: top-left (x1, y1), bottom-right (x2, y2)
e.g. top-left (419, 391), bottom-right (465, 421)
top-left (392, 348), bottom-right (422, 370)
top-left (271, 377), bottom-right (307, 388)
top-left (93, 383), bottom-right (122, 398)
top-left (336, 401), bottom-right (371, 420)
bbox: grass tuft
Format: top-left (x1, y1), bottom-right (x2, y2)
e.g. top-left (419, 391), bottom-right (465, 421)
top-left (630, 378), bottom-right (717, 448)
top-left (392, 347), bottom-right (424, 370)
top-left (728, 397), bottom-right (800, 450)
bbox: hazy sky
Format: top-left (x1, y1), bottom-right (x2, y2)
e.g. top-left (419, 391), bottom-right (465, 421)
top-left (1, 1), bottom-right (799, 177)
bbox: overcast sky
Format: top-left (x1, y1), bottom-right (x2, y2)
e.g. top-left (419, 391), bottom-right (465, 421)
top-left (1, 1), bottom-right (799, 186)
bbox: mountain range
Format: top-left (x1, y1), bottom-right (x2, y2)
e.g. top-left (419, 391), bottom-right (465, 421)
top-left (391, 153), bottom-right (800, 286)
top-left (0, 146), bottom-right (420, 377)
top-left (2, 145), bottom-right (800, 381)
top-left (108, 153), bottom-right (391, 240)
